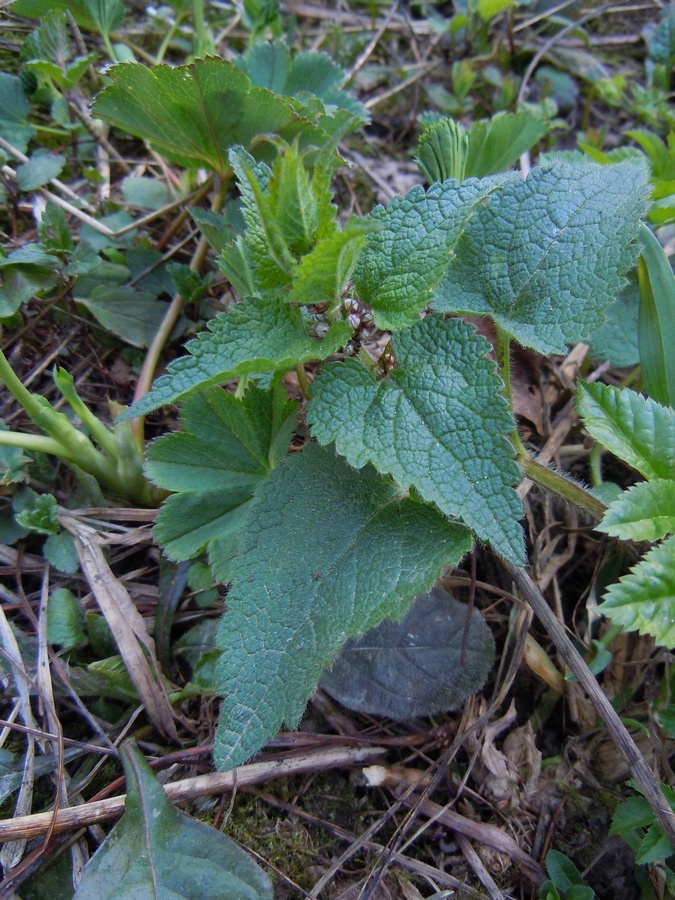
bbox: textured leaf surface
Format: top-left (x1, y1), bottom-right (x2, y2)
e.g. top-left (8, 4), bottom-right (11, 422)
top-left (577, 382), bottom-right (675, 481)
top-left (214, 444), bottom-right (472, 769)
top-left (74, 742), bottom-right (272, 899)
top-left (598, 479), bottom-right (675, 541)
top-left (433, 162), bottom-right (648, 353)
top-left (598, 535), bottom-right (675, 648)
top-left (307, 315), bottom-right (524, 562)
top-left (121, 298), bottom-right (351, 419)
top-left (352, 176), bottom-right (511, 330)
top-left (93, 58), bottom-right (316, 177)
top-left (147, 385), bottom-right (296, 581)
top-left (320, 588), bottom-right (494, 719)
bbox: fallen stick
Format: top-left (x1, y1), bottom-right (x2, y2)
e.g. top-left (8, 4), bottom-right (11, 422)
top-left (0, 745), bottom-right (386, 843)
top-left (504, 561), bottom-right (675, 851)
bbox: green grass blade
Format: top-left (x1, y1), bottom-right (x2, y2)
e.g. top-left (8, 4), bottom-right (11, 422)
top-left (637, 224), bottom-right (675, 408)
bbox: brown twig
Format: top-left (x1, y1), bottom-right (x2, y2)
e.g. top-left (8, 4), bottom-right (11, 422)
top-left (0, 746), bottom-right (386, 843)
top-left (503, 561), bottom-right (675, 850)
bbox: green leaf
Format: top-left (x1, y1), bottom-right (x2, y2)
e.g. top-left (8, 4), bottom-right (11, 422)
top-left (658, 704), bottom-right (675, 738)
top-left (16, 152), bottom-right (65, 191)
top-left (191, 208), bottom-right (234, 255)
top-left (21, 10), bottom-right (96, 90)
top-left (464, 112), bottom-right (549, 178)
top-left (415, 117), bottom-right (469, 183)
top-left (544, 850), bottom-right (588, 891)
top-left (627, 129), bottom-right (675, 180)
top-left (539, 882), bottom-right (563, 900)
top-left (121, 175), bottom-right (178, 210)
top-left (433, 162), bottom-right (648, 354)
top-left (120, 297), bottom-right (352, 419)
top-left (0, 73), bottom-right (35, 154)
top-left (47, 588), bottom-right (86, 650)
top-left (598, 479), bottom-right (675, 541)
top-left (636, 823), bottom-right (674, 865)
top-left (214, 443), bottom-right (472, 769)
top-left (287, 217), bottom-right (375, 306)
top-left (147, 385), bottom-right (297, 580)
top-left (175, 619), bottom-right (218, 670)
top-left (353, 176), bottom-right (511, 331)
top-left (43, 531), bottom-right (80, 574)
top-left (320, 588), bottom-right (494, 718)
top-left (75, 286), bottom-right (169, 348)
top-left (308, 315), bottom-right (524, 562)
top-left (588, 280), bottom-right (639, 367)
top-left (235, 40), bottom-right (367, 123)
top-left (476, 0), bottom-right (515, 20)
top-left (14, 0), bottom-right (124, 35)
top-left (637, 224), bottom-right (675, 408)
top-left (73, 741), bottom-right (273, 899)
top-left (14, 490), bottom-right (59, 535)
top-left (0, 244), bottom-right (61, 315)
top-left (69, 656), bottom-right (139, 702)
top-left (21, 9), bottom-right (70, 66)
top-left (646, 8), bottom-right (675, 67)
top-left (228, 147), bottom-right (297, 291)
top-left (576, 382), bottom-right (675, 481)
top-left (0, 424), bottom-right (31, 486)
top-left (599, 535), bottom-right (675, 647)
top-left (92, 58), bottom-right (321, 178)
top-left (611, 787), bottom-right (675, 835)
top-left (38, 202), bottom-right (74, 253)
top-left (220, 141), bottom-right (351, 305)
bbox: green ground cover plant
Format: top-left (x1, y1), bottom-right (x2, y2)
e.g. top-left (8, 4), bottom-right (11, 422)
top-left (2, 0), bottom-right (675, 895)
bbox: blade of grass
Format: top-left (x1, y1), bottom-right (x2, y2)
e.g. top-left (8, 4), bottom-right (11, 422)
top-left (637, 224), bottom-right (675, 408)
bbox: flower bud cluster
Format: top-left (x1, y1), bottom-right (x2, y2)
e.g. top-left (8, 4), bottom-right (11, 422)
top-left (341, 296), bottom-right (376, 356)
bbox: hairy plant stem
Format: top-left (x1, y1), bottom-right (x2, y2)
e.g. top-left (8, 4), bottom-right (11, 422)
top-left (131, 178), bottom-right (229, 445)
top-left (521, 456), bottom-right (607, 522)
top-left (504, 561), bottom-right (675, 851)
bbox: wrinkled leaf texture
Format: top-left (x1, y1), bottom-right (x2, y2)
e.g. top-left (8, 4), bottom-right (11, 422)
top-left (433, 161), bottom-right (648, 354)
top-left (353, 174), bottom-right (512, 331)
top-left (120, 299), bottom-right (352, 419)
top-left (308, 315), bottom-right (525, 562)
top-left (214, 444), bottom-right (472, 769)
